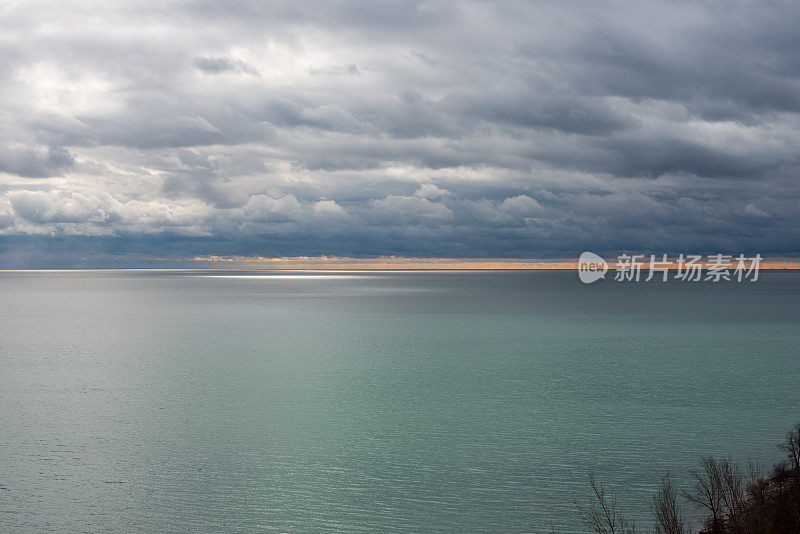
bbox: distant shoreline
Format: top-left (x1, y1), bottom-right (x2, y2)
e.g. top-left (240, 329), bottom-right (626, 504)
top-left (2, 266), bottom-right (800, 272)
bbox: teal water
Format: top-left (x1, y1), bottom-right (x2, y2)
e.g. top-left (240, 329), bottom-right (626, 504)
top-left (1, 270), bottom-right (798, 532)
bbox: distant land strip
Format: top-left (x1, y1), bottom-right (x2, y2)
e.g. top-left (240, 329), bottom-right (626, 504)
top-left (192, 255), bottom-right (800, 270)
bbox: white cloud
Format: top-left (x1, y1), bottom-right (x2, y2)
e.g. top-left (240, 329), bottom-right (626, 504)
top-left (371, 195), bottom-right (453, 223)
top-left (313, 200), bottom-right (348, 218)
top-left (243, 194), bottom-right (302, 222)
top-left (414, 183), bottom-right (451, 200)
top-left (9, 191), bottom-right (117, 224)
top-left (744, 203), bottom-right (770, 218)
top-left (500, 195), bottom-right (542, 217)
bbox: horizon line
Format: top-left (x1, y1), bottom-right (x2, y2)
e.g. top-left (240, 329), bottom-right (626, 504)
top-left (184, 255), bottom-right (800, 270)
top-left (3, 255), bottom-right (800, 271)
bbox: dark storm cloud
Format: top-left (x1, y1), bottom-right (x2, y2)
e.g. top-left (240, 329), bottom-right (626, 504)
top-left (442, 91), bottom-right (637, 136)
top-left (0, 146), bottom-right (74, 178)
top-left (1, 0), bottom-right (799, 265)
top-left (192, 56), bottom-right (260, 76)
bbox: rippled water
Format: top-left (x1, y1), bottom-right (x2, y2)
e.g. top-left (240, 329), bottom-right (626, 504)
top-left (1, 270), bottom-right (798, 532)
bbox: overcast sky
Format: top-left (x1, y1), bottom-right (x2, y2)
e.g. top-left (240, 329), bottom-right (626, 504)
top-left (1, 0), bottom-right (799, 266)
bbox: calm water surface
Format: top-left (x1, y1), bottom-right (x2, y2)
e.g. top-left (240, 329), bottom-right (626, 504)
top-left (1, 270), bottom-right (798, 532)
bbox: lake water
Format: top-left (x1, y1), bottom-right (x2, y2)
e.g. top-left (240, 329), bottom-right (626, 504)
top-left (1, 270), bottom-right (798, 532)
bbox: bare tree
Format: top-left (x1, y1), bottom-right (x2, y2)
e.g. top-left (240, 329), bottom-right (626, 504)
top-left (651, 472), bottom-right (685, 534)
top-left (684, 456), bottom-right (725, 534)
top-left (743, 461), bottom-right (769, 532)
top-left (776, 423), bottom-right (800, 526)
top-left (577, 473), bottom-right (637, 534)
top-left (778, 422), bottom-right (800, 471)
top-left (717, 458), bottom-right (746, 533)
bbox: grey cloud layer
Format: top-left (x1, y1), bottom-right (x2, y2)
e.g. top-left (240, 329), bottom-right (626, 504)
top-left (1, 0), bottom-right (799, 265)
